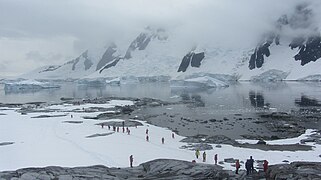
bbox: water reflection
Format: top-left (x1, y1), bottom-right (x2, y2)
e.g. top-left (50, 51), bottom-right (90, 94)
top-left (249, 91), bottom-right (266, 108)
top-left (295, 95), bottom-right (321, 107)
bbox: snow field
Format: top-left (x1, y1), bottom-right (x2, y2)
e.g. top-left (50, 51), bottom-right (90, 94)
top-left (0, 100), bottom-right (320, 171)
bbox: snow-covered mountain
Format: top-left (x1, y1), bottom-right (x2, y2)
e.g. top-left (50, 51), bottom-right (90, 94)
top-left (22, 3), bottom-right (321, 81)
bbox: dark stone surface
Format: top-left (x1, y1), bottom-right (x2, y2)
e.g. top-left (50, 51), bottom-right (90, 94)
top-left (1, 160), bottom-right (320, 180)
top-left (96, 43), bottom-right (119, 71)
top-left (249, 4), bottom-right (321, 70)
top-left (178, 52), bottom-right (205, 72)
top-left (0, 142), bottom-right (14, 146)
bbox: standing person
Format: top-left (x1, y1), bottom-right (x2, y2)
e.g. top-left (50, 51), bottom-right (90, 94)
top-left (129, 155), bottom-right (133, 168)
top-left (263, 160), bottom-right (269, 173)
top-left (101, 124), bottom-right (104, 129)
top-left (245, 159), bottom-right (251, 175)
top-left (146, 129), bottom-right (149, 135)
top-left (161, 137), bottom-right (165, 144)
top-left (108, 125), bottom-right (110, 130)
top-left (214, 154), bottom-right (218, 165)
top-left (235, 160), bottom-right (240, 174)
top-left (146, 135), bottom-right (149, 142)
top-left (172, 133), bottom-right (175, 139)
top-left (195, 149), bottom-right (200, 159)
top-left (117, 127), bottom-right (119, 132)
top-left (122, 121), bottom-right (125, 128)
top-left (202, 151), bottom-right (206, 162)
top-left (127, 129), bottom-right (130, 135)
top-left (249, 156), bottom-right (254, 173)
top-left (71, 114), bottom-right (73, 118)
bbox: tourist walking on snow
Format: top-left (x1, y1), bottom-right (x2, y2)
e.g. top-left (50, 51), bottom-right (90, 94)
top-left (146, 129), bottom-right (149, 135)
top-left (214, 154), bottom-right (218, 165)
top-left (263, 160), bottom-right (269, 173)
top-left (161, 137), bottom-right (164, 144)
top-left (202, 151), bottom-right (206, 162)
top-left (195, 149), bottom-right (200, 159)
top-left (235, 160), bottom-right (240, 174)
top-left (249, 156), bottom-right (254, 173)
top-left (129, 155), bottom-right (133, 168)
top-left (172, 133), bottom-right (175, 139)
top-left (127, 129), bottom-right (130, 135)
top-left (245, 159), bottom-right (251, 175)
top-left (146, 135), bottom-right (149, 142)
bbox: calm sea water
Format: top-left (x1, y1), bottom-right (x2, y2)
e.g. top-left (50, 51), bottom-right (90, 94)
top-left (1, 82), bottom-right (321, 112)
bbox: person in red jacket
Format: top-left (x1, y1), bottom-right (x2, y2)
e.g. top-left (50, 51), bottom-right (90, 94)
top-left (235, 160), bottom-right (240, 174)
top-left (263, 160), bottom-right (269, 173)
top-left (214, 154), bottom-right (218, 165)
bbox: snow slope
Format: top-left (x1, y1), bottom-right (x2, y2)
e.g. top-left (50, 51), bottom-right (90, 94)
top-left (21, 4), bottom-right (321, 81)
top-left (0, 101), bottom-right (320, 171)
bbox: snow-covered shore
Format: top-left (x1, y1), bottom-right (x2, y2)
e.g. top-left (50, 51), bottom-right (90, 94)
top-left (0, 100), bottom-right (320, 171)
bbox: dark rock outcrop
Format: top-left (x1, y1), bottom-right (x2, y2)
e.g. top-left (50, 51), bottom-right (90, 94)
top-left (66, 50), bottom-right (92, 71)
top-left (267, 162), bottom-right (321, 180)
top-left (0, 159), bottom-right (228, 180)
top-left (178, 52), bottom-right (205, 72)
top-left (249, 3), bottom-right (321, 70)
top-left (1, 160), bottom-right (320, 180)
top-left (96, 43), bottom-right (120, 71)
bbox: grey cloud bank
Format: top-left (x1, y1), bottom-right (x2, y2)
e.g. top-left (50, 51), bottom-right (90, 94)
top-left (0, 0), bottom-right (319, 76)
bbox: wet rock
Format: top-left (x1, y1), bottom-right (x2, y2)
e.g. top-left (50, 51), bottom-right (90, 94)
top-left (31, 114), bottom-right (67, 118)
top-left (63, 121), bottom-right (83, 124)
top-left (267, 162), bottom-right (321, 180)
top-left (257, 140), bottom-right (267, 145)
top-left (204, 135), bottom-right (238, 145)
top-left (86, 132), bottom-right (114, 138)
top-left (0, 142), bottom-right (14, 146)
top-left (98, 120), bottom-right (143, 127)
top-left (180, 143), bottom-right (213, 151)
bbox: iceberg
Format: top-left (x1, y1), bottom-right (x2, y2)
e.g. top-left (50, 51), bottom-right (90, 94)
top-left (170, 75), bottom-right (229, 89)
top-left (4, 80), bottom-right (60, 91)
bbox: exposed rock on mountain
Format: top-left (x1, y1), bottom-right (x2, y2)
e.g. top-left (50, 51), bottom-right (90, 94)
top-left (178, 52), bottom-right (205, 72)
top-left (249, 3), bottom-right (321, 70)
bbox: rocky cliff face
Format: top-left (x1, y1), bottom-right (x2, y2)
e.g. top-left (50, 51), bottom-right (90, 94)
top-left (249, 3), bottom-right (321, 70)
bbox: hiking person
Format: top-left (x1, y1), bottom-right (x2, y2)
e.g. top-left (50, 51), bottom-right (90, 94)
top-left (245, 159), bottom-right (251, 175)
top-left (172, 133), bottom-right (175, 139)
top-left (161, 137), bottom-right (164, 144)
top-left (249, 156), bottom-right (254, 173)
top-left (70, 114), bottom-right (73, 118)
top-left (127, 129), bottom-right (130, 135)
top-left (122, 127), bottom-right (125, 133)
top-left (146, 135), bottom-right (149, 142)
top-left (214, 154), bottom-right (218, 165)
top-left (113, 126), bottom-right (116, 131)
top-left (263, 160), bottom-right (269, 173)
top-left (122, 121), bottom-right (125, 128)
top-left (235, 160), bottom-right (240, 174)
top-left (117, 127), bottom-right (119, 132)
top-left (129, 155), bottom-right (133, 168)
top-left (101, 124), bottom-right (104, 128)
top-left (195, 149), bottom-right (200, 159)
top-left (108, 125), bottom-right (110, 130)
top-left (202, 151), bottom-right (206, 162)
top-left (146, 129), bottom-right (149, 135)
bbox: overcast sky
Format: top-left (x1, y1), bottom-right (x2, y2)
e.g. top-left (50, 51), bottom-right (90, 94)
top-left (0, 0), bottom-right (319, 77)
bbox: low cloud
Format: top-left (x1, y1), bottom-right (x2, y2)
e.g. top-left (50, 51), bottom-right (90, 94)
top-left (0, 0), bottom-right (320, 76)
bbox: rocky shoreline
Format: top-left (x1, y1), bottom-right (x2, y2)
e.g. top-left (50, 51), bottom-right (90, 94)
top-left (0, 159), bottom-right (320, 180)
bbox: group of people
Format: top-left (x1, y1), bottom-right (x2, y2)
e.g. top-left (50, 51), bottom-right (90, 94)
top-left (194, 151), bottom-right (269, 175)
top-left (194, 150), bottom-right (218, 164)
